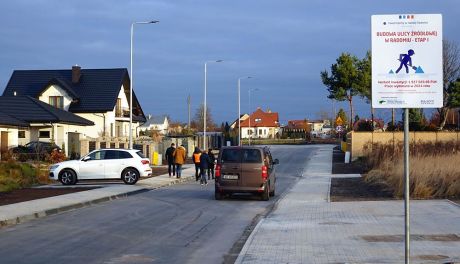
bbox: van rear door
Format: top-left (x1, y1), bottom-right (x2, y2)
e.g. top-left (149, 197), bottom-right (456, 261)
top-left (240, 148), bottom-right (263, 188)
top-left (219, 148), bottom-right (242, 187)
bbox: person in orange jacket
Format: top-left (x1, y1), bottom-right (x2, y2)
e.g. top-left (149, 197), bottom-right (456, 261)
top-left (173, 145), bottom-right (186, 178)
top-left (192, 147), bottom-right (202, 181)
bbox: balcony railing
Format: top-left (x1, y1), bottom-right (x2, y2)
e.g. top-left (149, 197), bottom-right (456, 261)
top-left (115, 109), bottom-right (130, 118)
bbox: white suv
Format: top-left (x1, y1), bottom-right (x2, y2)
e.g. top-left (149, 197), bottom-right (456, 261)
top-left (49, 149), bottom-right (152, 185)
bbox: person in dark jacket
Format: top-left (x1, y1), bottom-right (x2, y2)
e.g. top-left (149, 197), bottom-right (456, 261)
top-left (165, 143), bottom-right (176, 177)
top-left (207, 148), bottom-right (215, 180)
top-left (193, 147), bottom-right (202, 181)
top-left (199, 150), bottom-right (211, 185)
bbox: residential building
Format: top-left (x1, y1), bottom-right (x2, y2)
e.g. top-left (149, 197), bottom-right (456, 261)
top-left (309, 119), bottom-right (332, 138)
top-left (0, 65), bottom-right (146, 157)
top-left (240, 108), bottom-right (280, 139)
top-left (283, 119), bottom-right (310, 138)
top-left (138, 115), bottom-right (169, 135)
top-left (0, 96), bottom-right (93, 158)
top-left (229, 114), bottom-right (249, 130)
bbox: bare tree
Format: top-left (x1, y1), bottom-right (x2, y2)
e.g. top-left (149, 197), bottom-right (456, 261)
top-left (192, 104), bottom-right (217, 132)
top-left (437, 39), bottom-right (460, 129)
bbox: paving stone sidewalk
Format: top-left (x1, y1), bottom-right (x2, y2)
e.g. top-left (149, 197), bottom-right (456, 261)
top-left (236, 145), bottom-right (460, 264)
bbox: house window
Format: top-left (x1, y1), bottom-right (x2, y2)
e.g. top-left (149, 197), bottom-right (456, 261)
top-left (115, 98), bottom-right (122, 117)
top-left (18, 131), bottom-right (26, 138)
top-left (259, 129), bottom-right (262, 135)
top-left (39, 130), bottom-right (50, 138)
top-left (255, 118), bottom-right (261, 122)
top-left (49, 96), bottom-right (64, 109)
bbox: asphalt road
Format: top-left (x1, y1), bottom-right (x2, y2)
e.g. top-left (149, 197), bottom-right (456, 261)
top-left (0, 145), bottom-right (315, 264)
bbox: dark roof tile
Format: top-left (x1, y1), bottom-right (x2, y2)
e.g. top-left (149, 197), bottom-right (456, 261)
top-left (0, 96), bottom-right (94, 126)
top-left (2, 68), bottom-right (144, 120)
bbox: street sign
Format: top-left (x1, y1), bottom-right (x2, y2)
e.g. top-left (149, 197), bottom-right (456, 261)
top-left (371, 14), bottom-right (443, 108)
top-left (336, 125), bottom-right (343, 132)
top-left (335, 116), bottom-right (343, 126)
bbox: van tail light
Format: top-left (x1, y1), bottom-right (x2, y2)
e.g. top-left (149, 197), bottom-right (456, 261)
top-left (141, 160), bottom-right (150, 165)
top-left (215, 164), bottom-right (221, 177)
top-left (261, 165), bottom-right (268, 180)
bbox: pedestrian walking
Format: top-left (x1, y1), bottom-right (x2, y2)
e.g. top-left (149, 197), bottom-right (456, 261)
top-left (192, 147), bottom-right (202, 181)
top-left (207, 148), bottom-right (215, 180)
top-left (173, 145), bottom-right (186, 178)
top-left (199, 150), bottom-right (211, 185)
top-left (165, 143), bottom-right (176, 177)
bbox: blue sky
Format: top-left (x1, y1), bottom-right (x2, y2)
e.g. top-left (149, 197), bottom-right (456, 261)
top-left (1, 0), bottom-right (459, 125)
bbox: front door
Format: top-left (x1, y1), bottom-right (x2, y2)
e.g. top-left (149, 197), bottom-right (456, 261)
top-left (0, 132), bottom-right (8, 160)
top-left (67, 132), bottom-right (80, 159)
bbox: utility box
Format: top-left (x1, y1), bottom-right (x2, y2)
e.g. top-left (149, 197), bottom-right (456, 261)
top-left (152, 152), bottom-right (159, 165)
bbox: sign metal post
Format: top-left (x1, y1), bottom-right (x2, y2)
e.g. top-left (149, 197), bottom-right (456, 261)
top-left (371, 14), bottom-right (443, 264)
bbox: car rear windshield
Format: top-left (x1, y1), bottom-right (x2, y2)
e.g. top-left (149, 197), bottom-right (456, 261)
top-left (221, 149), bottom-right (262, 163)
top-left (136, 151), bottom-right (146, 158)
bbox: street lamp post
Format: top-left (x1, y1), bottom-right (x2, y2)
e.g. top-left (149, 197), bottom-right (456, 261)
top-left (248, 88), bottom-right (259, 146)
top-left (203, 60), bottom-right (223, 150)
top-left (129, 20), bottom-right (159, 149)
top-left (238, 76), bottom-right (252, 146)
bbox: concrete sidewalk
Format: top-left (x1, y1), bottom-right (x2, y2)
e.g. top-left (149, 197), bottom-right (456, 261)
top-left (236, 145), bottom-right (460, 264)
top-left (0, 166), bottom-right (197, 228)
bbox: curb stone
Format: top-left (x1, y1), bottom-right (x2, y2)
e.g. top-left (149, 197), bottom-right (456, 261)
top-left (0, 170), bottom-right (196, 229)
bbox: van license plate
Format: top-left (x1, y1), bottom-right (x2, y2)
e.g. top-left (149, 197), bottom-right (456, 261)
top-left (223, 175), bottom-right (238, 180)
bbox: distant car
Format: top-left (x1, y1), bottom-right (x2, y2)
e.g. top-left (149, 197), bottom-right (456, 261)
top-left (10, 141), bottom-right (61, 160)
top-left (214, 146), bottom-right (279, 200)
top-left (49, 149), bottom-right (152, 185)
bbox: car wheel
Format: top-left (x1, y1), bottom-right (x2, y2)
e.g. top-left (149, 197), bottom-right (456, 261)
top-left (60, 169), bottom-right (77, 185)
top-left (269, 188), bottom-right (275, 197)
top-left (261, 183), bottom-right (270, 201)
top-left (122, 168), bottom-right (139, 185)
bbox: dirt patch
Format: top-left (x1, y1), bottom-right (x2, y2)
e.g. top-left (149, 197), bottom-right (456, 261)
top-left (331, 146), bottom-right (366, 174)
top-left (0, 187), bottom-right (98, 206)
top-left (330, 146), bottom-right (395, 202)
top-left (330, 177), bottom-right (395, 202)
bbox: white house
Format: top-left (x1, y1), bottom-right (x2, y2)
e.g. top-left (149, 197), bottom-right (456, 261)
top-left (240, 108), bottom-right (280, 139)
top-left (230, 114), bottom-right (249, 130)
top-left (0, 97), bottom-right (94, 159)
top-left (139, 115), bottom-right (170, 135)
top-left (0, 66), bottom-right (146, 157)
top-left (309, 120), bottom-right (332, 138)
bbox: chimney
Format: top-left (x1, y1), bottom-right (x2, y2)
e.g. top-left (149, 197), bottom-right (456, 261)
top-left (72, 65), bottom-right (81, 84)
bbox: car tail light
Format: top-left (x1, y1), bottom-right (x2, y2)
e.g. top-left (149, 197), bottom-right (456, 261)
top-left (261, 165), bottom-right (268, 180)
top-left (215, 164), bottom-right (221, 177)
top-left (141, 160), bottom-right (150, 165)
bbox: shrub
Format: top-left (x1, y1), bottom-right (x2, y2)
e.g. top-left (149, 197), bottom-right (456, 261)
top-left (46, 149), bottom-right (67, 164)
top-left (362, 141), bottom-right (460, 199)
top-left (0, 161), bottom-right (38, 192)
